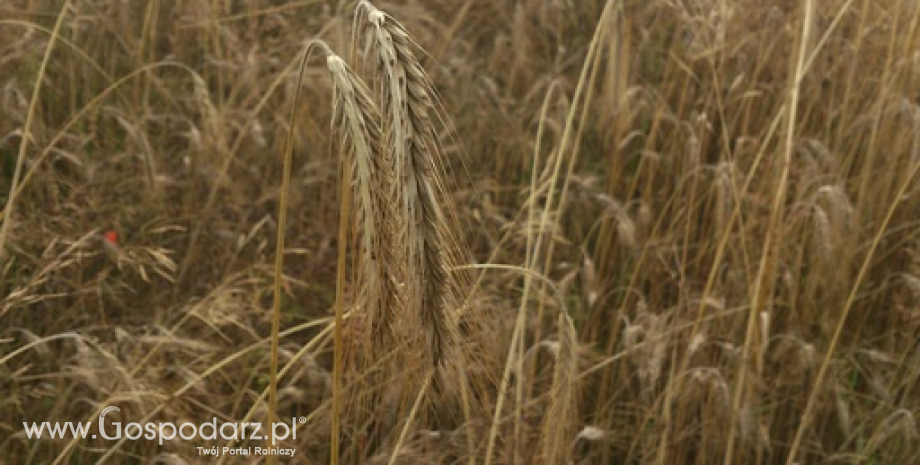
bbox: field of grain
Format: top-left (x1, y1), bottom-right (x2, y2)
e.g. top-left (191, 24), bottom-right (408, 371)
top-left (1, 0), bottom-right (919, 463)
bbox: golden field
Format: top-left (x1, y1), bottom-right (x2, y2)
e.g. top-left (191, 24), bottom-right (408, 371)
top-left (1, 0), bottom-right (919, 463)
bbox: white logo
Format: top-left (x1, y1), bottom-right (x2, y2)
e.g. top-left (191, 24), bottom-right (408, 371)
top-left (23, 406), bottom-right (305, 453)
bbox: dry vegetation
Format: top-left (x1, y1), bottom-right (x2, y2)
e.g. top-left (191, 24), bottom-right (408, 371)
top-left (2, 0), bottom-right (920, 463)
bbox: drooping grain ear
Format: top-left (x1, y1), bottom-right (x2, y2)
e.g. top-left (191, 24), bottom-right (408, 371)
top-left (325, 51), bottom-right (402, 358)
top-left (358, 1), bottom-right (462, 366)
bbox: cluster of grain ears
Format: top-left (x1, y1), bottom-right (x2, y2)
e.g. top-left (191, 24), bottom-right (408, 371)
top-left (319, 2), bottom-right (465, 368)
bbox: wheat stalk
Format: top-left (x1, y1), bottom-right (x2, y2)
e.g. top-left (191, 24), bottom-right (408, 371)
top-left (539, 311), bottom-right (578, 465)
top-left (0, 0), bottom-right (72, 269)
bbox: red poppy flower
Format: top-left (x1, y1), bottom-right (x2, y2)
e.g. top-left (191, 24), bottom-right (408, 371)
top-left (103, 230), bottom-right (119, 245)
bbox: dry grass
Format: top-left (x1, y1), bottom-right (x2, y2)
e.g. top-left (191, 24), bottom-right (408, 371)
top-left (2, 0), bottom-right (920, 464)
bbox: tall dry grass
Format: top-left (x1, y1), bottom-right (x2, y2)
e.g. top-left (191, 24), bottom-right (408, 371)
top-left (1, 0), bottom-right (919, 464)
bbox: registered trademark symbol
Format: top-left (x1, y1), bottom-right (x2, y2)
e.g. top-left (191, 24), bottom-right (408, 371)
top-left (299, 417), bottom-right (306, 424)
